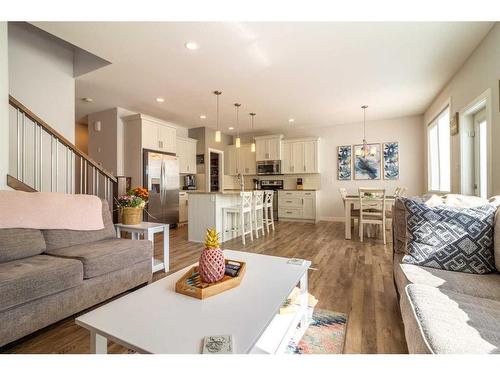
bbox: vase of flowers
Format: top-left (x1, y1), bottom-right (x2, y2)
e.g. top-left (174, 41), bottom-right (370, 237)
top-left (116, 187), bottom-right (149, 225)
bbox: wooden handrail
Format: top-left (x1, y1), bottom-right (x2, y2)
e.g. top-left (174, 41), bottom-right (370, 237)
top-left (9, 95), bottom-right (117, 183)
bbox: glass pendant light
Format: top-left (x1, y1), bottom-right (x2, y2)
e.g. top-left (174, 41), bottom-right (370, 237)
top-left (356, 105), bottom-right (372, 158)
top-left (214, 90), bottom-right (222, 142)
top-left (249, 113), bottom-right (256, 152)
top-left (234, 103), bottom-right (241, 148)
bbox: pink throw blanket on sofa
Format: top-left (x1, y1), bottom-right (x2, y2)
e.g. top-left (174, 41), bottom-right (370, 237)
top-left (0, 191), bottom-right (104, 230)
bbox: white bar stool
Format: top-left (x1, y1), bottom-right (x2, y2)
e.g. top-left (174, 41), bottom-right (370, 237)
top-left (222, 192), bottom-right (254, 245)
top-left (263, 190), bottom-right (275, 234)
top-left (252, 190), bottom-right (265, 238)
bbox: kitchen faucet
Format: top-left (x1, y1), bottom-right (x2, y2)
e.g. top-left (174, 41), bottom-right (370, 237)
top-left (237, 173), bottom-right (244, 191)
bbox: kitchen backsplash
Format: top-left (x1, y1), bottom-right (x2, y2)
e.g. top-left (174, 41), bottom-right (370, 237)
top-left (187, 173), bottom-right (321, 191)
top-left (242, 174), bottom-right (321, 190)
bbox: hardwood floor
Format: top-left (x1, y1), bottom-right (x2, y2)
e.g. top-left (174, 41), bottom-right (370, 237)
top-left (2, 221), bottom-right (408, 354)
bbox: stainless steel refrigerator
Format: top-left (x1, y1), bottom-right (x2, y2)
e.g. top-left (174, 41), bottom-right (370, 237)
top-left (143, 149), bottom-right (179, 226)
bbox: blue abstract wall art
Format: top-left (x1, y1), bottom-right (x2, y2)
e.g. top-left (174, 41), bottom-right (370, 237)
top-left (337, 145), bottom-right (352, 180)
top-left (383, 142), bottom-right (399, 180)
top-left (354, 143), bottom-right (381, 180)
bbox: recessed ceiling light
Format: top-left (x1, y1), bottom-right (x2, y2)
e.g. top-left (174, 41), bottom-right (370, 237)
top-left (288, 118), bottom-right (295, 123)
top-left (199, 115), bottom-right (207, 119)
top-left (185, 41), bottom-right (199, 50)
top-left (156, 97), bottom-right (165, 103)
top-left (228, 127), bottom-right (234, 130)
top-left (82, 97), bottom-right (93, 103)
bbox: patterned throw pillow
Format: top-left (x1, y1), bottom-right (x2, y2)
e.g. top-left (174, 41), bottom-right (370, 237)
top-left (402, 198), bottom-right (497, 274)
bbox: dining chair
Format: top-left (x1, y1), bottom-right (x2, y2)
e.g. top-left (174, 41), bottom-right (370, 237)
top-left (393, 186), bottom-right (407, 197)
top-left (358, 188), bottom-right (386, 244)
top-left (222, 192), bottom-right (254, 245)
top-left (339, 188), bottom-right (359, 228)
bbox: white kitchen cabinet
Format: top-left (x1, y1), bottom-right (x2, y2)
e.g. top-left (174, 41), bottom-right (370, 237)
top-left (177, 137), bottom-right (197, 174)
top-left (179, 191), bottom-right (188, 223)
top-left (278, 190), bottom-right (318, 222)
top-left (240, 144), bottom-right (256, 175)
top-left (302, 191), bottom-right (316, 219)
top-left (225, 145), bottom-right (239, 176)
top-left (225, 144), bottom-right (256, 176)
top-left (142, 121), bottom-right (159, 151)
top-left (125, 114), bottom-right (177, 153)
top-left (303, 141), bottom-right (318, 173)
top-left (282, 138), bottom-right (319, 174)
top-left (122, 113), bottom-right (182, 187)
top-left (255, 135), bottom-right (283, 161)
top-left (158, 125), bottom-right (177, 153)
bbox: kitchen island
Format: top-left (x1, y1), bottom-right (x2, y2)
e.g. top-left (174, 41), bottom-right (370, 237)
top-left (187, 190), bottom-right (257, 243)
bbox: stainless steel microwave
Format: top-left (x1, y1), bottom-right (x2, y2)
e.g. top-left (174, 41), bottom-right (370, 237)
top-left (257, 160), bottom-right (281, 175)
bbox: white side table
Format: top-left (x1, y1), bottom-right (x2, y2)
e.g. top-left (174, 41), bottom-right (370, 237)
top-left (114, 222), bottom-right (169, 273)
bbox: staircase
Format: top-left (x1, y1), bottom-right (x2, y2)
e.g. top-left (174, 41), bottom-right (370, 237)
top-left (7, 95), bottom-right (117, 210)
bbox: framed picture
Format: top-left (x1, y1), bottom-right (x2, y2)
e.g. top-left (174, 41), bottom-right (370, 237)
top-left (383, 142), bottom-right (399, 180)
top-left (337, 145), bottom-right (352, 180)
top-left (354, 143), bottom-right (381, 180)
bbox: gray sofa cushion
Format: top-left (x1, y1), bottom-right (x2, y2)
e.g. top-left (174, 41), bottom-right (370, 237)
top-left (402, 198), bottom-right (496, 274)
top-left (0, 229), bottom-right (46, 263)
top-left (42, 200), bottom-right (116, 251)
top-left (0, 254), bottom-right (83, 312)
top-left (394, 253), bottom-right (500, 301)
top-left (45, 238), bottom-right (152, 279)
top-left (406, 284), bottom-right (500, 354)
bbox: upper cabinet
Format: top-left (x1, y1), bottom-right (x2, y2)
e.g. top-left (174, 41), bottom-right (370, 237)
top-left (124, 114), bottom-right (177, 154)
top-left (176, 137), bottom-right (198, 174)
top-left (282, 138), bottom-right (319, 174)
top-left (240, 144), bottom-right (256, 175)
top-left (225, 144), bottom-right (256, 176)
top-left (122, 113), bottom-right (184, 186)
top-left (255, 135), bottom-right (283, 161)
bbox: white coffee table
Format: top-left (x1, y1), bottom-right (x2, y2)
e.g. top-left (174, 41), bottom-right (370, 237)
top-left (114, 222), bottom-right (169, 273)
top-left (76, 250), bottom-right (311, 354)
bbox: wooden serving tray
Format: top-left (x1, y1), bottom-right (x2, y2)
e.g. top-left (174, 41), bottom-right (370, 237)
top-left (175, 260), bottom-right (246, 300)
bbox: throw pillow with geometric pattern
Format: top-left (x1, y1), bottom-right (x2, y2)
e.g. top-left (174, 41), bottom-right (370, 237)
top-left (401, 198), bottom-right (497, 274)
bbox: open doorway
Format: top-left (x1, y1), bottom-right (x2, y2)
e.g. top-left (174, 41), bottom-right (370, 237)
top-left (460, 89), bottom-right (492, 198)
top-left (207, 148), bottom-right (224, 192)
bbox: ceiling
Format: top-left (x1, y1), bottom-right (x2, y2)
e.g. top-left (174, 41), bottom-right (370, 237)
top-left (33, 22), bottom-right (494, 134)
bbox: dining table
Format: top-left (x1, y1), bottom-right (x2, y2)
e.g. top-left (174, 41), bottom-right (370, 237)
top-left (344, 195), bottom-right (396, 239)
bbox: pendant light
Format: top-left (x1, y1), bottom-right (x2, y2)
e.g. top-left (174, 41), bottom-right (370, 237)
top-left (249, 112), bottom-right (256, 153)
top-left (214, 90), bottom-right (222, 142)
top-left (356, 105), bottom-right (375, 158)
top-left (234, 103), bottom-right (241, 148)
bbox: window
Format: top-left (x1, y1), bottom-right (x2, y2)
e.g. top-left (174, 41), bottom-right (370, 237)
top-left (427, 108), bottom-right (450, 192)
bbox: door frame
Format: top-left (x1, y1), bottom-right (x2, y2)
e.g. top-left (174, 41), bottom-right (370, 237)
top-left (206, 148), bottom-right (224, 192)
top-left (459, 88), bottom-right (492, 197)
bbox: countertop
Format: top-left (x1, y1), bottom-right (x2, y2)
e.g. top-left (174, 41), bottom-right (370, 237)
top-left (280, 189), bottom-right (317, 191)
top-left (187, 189), bottom-right (318, 194)
top-left (187, 189), bottom-right (259, 195)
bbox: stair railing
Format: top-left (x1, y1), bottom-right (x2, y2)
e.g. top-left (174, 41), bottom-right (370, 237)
top-left (7, 95), bottom-right (117, 210)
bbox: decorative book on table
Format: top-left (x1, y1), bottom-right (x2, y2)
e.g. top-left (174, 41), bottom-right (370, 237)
top-left (202, 335), bottom-right (234, 354)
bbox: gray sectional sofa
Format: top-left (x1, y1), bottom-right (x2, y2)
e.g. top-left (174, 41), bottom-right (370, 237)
top-left (0, 200), bottom-right (153, 348)
top-left (393, 195), bottom-right (500, 354)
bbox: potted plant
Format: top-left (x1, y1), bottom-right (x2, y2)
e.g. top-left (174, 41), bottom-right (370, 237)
top-left (116, 187), bottom-right (149, 225)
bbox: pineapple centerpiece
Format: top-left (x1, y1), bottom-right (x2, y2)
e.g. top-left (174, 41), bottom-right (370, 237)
top-left (198, 228), bottom-right (225, 283)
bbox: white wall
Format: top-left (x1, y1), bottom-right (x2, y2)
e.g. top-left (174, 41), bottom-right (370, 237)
top-left (424, 22), bottom-right (500, 196)
top-left (0, 23), bottom-right (9, 189)
top-left (88, 108), bottom-right (119, 175)
top-left (8, 23), bottom-right (75, 142)
top-left (268, 115), bottom-right (425, 220)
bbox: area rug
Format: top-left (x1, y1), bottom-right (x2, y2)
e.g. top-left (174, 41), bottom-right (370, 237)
top-left (286, 309), bottom-right (348, 354)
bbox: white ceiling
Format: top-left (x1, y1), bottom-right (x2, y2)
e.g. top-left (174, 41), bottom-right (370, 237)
top-left (33, 22), bottom-right (494, 134)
